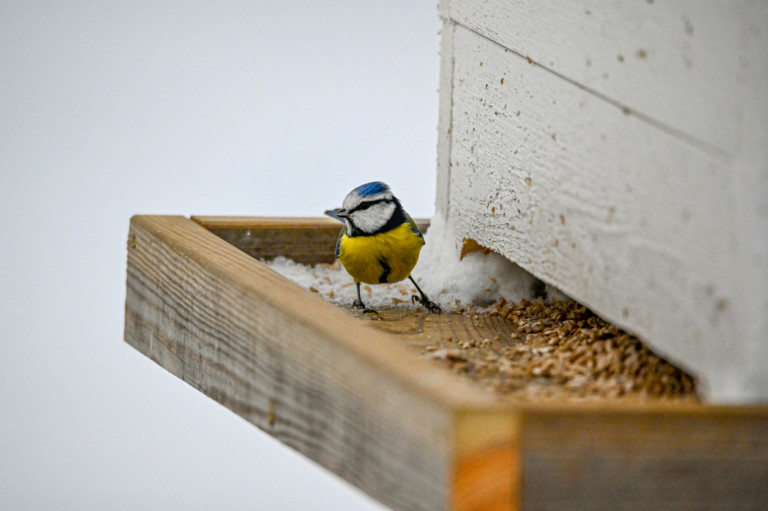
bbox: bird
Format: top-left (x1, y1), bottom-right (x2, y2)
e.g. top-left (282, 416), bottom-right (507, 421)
top-left (325, 181), bottom-right (441, 314)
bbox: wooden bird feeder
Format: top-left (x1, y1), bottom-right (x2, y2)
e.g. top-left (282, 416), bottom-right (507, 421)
top-left (125, 0), bottom-right (768, 508)
top-left (124, 215), bottom-right (768, 511)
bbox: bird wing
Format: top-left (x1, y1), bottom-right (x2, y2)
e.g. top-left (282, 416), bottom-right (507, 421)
top-left (334, 223), bottom-right (346, 259)
top-left (405, 213), bottom-right (424, 241)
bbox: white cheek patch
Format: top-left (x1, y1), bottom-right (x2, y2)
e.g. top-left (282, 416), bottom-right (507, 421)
top-left (352, 202), bottom-right (396, 234)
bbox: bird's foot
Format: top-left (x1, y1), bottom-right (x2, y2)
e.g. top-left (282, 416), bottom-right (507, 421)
top-left (353, 299), bottom-right (378, 315)
top-left (411, 294), bottom-right (442, 314)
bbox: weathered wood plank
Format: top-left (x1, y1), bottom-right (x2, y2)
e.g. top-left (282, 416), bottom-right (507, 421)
top-left (521, 406), bottom-right (768, 510)
top-left (452, 411), bottom-right (519, 511)
top-left (437, 21), bottom-right (766, 401)
top-left (124, 215), bottom-right (486, 511)
top-left (125, 216), bottom-right (768, 510)
top-left (191, 216), bottom-right (342, 264)
top-left (358, 306), bottom-right (517, 352)
top-left (191, 216), bottom-right (430, 265)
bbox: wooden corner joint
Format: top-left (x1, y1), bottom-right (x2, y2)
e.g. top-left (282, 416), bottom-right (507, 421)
top-left (451, 412), bottom-right (520, 511)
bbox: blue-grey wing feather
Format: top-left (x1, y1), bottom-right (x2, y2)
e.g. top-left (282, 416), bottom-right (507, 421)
top-left (405, 213), bottom-right (424, 240)
top-left (334, 224), bottom-right (346, 259)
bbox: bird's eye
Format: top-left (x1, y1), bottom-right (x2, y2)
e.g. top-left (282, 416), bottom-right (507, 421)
top-left (356, 201), bottom-right (375, 211)
top-left (349, 198), bottom-right (387, 214)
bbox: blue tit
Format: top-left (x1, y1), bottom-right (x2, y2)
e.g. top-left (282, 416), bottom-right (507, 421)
top-left (325, 181), bottom-right (441, 314)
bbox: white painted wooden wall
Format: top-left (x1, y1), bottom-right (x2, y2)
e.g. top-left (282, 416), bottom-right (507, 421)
top-left (436, 0), bottom-right (768, 402)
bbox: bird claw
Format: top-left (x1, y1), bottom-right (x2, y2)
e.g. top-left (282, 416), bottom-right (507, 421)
top-left (353, 299), bottom-right (378, 315)
top-left (411, 294), bottom-right (442, 314)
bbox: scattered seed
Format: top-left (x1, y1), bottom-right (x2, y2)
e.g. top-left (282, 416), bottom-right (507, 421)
top-left (415, 297), bottom-right (697, 402)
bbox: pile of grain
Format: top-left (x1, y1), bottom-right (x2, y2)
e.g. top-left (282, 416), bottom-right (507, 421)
top-left (424, 298), bottom-right (698, 401)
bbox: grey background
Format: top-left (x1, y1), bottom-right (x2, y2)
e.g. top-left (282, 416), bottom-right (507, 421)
top-left (1, 2), bottom-right (439, 509)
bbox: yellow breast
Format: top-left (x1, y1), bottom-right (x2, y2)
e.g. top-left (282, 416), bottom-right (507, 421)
top-left (337, 223), bottom-right (425, 285)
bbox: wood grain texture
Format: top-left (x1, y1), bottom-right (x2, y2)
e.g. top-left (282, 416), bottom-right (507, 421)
top-left (125, 215), bottom-right (483, 511)
top-left (452, 412), bottom-right (519, 511)
top-left (192, 216), bottom-right (430, 265)
top-left (436, 16), bottom-right (768, 402)
top-left (355, 306), bottom-right (517, 351)
top-left (521, 406), bottom-right (768, 510)
top-left (124, 216), bottom-right (768, 510)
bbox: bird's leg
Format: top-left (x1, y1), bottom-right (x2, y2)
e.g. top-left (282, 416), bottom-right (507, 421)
top-left (408, 275), bottom-right (441, 314)
top-left (353, 281), bottom-right (378, 314)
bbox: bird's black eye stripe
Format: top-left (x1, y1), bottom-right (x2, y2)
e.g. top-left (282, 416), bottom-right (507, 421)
top-left (348, 198), bottom-right (389, 214)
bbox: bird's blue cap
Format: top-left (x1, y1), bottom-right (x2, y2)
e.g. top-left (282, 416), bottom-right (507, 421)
top-left (354, 181), bottom-right (390, 197)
